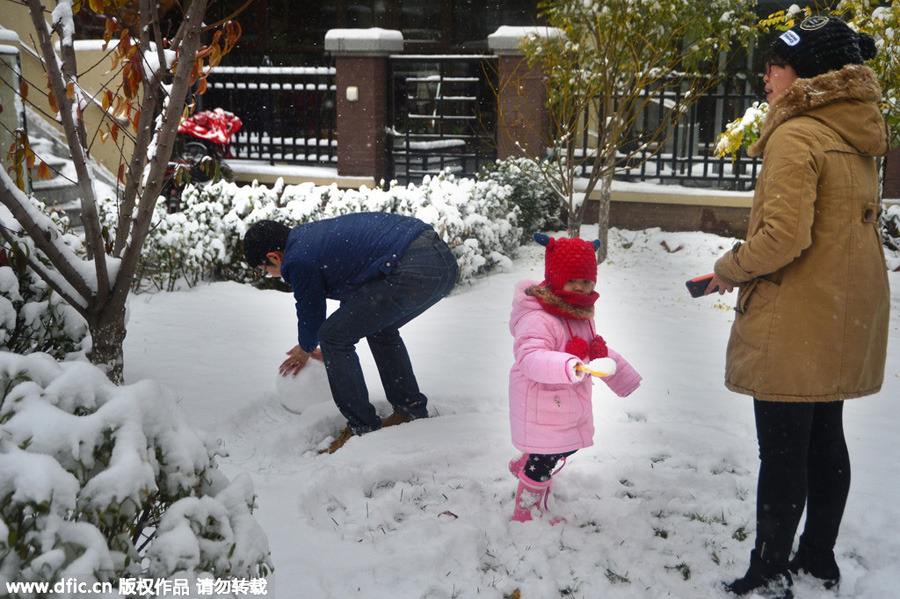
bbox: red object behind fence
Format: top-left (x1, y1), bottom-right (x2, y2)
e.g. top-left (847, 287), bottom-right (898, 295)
top-left (177, 108), bottom-right (242, 154)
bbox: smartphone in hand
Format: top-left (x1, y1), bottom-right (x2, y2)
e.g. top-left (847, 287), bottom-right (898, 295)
top-left (686, 274), bottom-right (718, 298)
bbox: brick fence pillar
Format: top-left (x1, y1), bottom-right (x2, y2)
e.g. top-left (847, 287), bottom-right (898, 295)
top-left (325, 29), bottom-right (403, 183)
top-left (487, 27), bottom-right (559, 161)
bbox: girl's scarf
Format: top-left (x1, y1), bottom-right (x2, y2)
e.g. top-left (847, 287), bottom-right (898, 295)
top-left (526, 284), bottom-right (608, 361)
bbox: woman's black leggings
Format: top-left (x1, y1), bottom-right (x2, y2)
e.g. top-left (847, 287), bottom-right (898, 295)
top-left (752, 399), bottom-right (850, 565)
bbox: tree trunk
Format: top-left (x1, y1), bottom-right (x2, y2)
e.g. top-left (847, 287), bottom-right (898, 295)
top-left (595, 174), bottom-right (613, 264)
top-left (566, 212), bottom-right (582, 239)
top-left (87, 304), bottom-right (128, 385)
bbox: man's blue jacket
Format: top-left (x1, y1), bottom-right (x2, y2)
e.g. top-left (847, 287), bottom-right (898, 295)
top-left (280, 212), bottom-right (431, 352)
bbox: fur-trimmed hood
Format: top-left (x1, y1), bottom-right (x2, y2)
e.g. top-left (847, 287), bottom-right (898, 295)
top-left (749, 64), bottom-right (888, 157)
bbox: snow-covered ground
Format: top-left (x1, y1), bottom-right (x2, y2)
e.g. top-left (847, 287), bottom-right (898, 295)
top-left (122, 226), bottom-right (900, 599)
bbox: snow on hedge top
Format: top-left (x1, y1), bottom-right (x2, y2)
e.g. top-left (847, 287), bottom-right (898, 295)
top-left (0, 351), bottom-right (272, 584)
top-left (0, 352), bottom-right (212, 511)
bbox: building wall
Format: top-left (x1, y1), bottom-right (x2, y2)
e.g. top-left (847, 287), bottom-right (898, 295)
top-left (0, 11), bottom-right (133, 184)
top-left (885, 148), bottom-right (900, 200)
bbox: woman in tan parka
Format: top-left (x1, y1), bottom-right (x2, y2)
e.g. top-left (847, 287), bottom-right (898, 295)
top-left (705, 15), bottom-right (890, 598)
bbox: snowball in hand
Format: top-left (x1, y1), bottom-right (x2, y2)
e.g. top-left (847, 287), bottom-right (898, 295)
top-left (275, 359), bottom-right (334, 413)
top-left (589, 357), bottom-right (617, 376)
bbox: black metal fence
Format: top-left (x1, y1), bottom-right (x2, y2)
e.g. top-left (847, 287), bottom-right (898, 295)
top-left (387, 55), bottom-right (499, 185)
top-left (608, 75), bottom-right (763, 191)
top-left (200, 65), bottom-right (337, 166)
top-left (201, 57), bottom-right (763, 191)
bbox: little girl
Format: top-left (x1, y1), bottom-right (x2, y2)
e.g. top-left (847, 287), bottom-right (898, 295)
top-left (508, 233), bottom-right (642, 522)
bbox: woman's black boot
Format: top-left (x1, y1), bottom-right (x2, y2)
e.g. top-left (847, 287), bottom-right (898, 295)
top-left (725, 549), bottom-right (793, 599)
top-left (788, 541), bottom-right (840, 590)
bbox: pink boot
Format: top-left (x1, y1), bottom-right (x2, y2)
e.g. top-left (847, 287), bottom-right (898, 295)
top-left (508, 453), bottom-right (530, 477)
top-left (510, 471), bottom-right (565, 523)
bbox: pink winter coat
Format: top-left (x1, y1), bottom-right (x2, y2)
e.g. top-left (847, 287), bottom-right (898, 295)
top-left (509, 280), bottom-right (641, 454)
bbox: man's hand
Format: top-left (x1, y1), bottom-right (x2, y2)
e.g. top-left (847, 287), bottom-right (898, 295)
top-left (279, 346), bottom-right (324, 377)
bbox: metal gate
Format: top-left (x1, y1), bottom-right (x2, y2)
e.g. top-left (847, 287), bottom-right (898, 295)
top-left (387, 55), bottom-right (498, 186)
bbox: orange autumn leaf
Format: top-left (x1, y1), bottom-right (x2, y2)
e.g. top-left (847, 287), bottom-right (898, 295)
top-left (225, 21), bottom-right (242, 48)
top-left (20, 79), bottom-right (28, 100)
top-left (117, 163), bottom-right (126, 183)
top-left (112, 97), bottom-right (127, 119)
top-left (195, 45), bottom-right (213, 60)
top-left (122, 69), bottom-right (135, 98)
top-left (48, 89), bottom-right (59, 114)
top-left (37, 161), bottom-right (51, 180)
top-left (66, 81), bottom-right (76, 100)
top-left (188, 61), bottom-right (202, 86)
top-left (209, 45), bottom-right (223, 69)
top-left (104, 15), bottom-right (119, 41)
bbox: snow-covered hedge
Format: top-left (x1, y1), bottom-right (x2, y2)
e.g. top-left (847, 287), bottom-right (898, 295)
top-left (478, 158), bottom-right (563, 236)
top-left (0, 200), bottom-right (88, 359)
top-left (0, 352), bottom-right (272, 596)
top-left (121, 169), bottom-right (526, 291)
top-left (884, 204), bottom-right (900, 253)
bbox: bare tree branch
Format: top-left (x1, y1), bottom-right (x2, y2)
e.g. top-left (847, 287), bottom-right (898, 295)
top-left (113, 0), bottom-right (209, 295)
top-left (0, 170), bottom-right (93, 307)
top-left (24, 0), bottom-right (110, 296)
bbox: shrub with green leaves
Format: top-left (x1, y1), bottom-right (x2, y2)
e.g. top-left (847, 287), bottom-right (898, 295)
top-left (0, 199), bottom-right (88, 359)
top-left (883, 204), bottom-right (900, 252)
top-left (0, 352), bottom-right (272, 596)
top-left (478, 158), bottom-right (563, 240)
top-left (122, 170), bottom-right (524, 291)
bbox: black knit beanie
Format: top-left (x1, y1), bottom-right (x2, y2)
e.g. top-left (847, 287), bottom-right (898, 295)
top-left (243, 220), bottom-right (290, 266)
top-left (771, 15), bottom-right (877, 79)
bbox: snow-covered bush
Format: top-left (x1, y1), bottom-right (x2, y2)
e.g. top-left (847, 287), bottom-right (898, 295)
top-left (884, 204), bottom-right (900, 251)
top-left (478, 158), bottom-right (563, 239)
top-left (0, 200), bottom-right (88, 359)
top-left (0, 352), bottom-right (271, 597)
top-left (714, 101), bottom-right (769, 161)
top-left (120, 170), bottom-right (523, 291)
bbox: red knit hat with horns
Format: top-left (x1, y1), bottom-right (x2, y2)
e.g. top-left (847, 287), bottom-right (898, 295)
top-left (534, 233), bottom-right (601, 293)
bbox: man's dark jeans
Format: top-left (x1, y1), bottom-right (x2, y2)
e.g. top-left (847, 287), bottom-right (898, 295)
top-left (318, 230), bottom-right (458, 434)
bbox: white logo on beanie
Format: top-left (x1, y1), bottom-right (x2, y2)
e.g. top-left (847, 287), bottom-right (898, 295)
top-left (800, 16), bottom-right (830, 31)
top-left (779, 30), bottom-right (801, 46)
